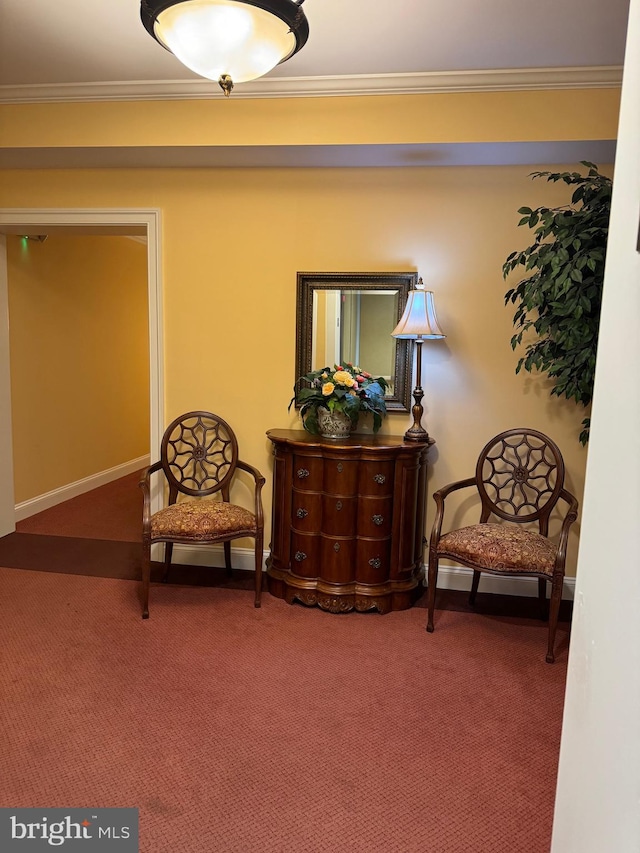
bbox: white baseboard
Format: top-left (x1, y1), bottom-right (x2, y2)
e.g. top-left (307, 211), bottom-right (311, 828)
top-left (170, 545), bottom-right (575, 600)
top-left (432, 564), bottom-right (575, 600)
top-left (170, 543), bottom-right (267, 571)
top-left (15, 455), bottom-right (151, 521)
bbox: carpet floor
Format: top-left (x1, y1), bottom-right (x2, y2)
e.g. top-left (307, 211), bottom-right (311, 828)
top-left (16, 470), bottom-right (143, 542)
top-left (0, 566), bottom-right (567, 853)
top-left (0, 473), bottom-right (570, 851)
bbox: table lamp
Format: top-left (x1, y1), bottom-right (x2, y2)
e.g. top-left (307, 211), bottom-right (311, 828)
top-left (391, 277), bottom-right (445, 442)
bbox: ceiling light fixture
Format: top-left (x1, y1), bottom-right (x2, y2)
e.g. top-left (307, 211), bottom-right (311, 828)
top-left (140, 0), bottom-right (309, 97)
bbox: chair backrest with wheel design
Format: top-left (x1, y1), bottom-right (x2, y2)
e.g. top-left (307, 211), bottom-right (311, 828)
top-left (139, 410), bottom-right (265, 619)
top-left (161, 411), bottom-right (239, 503)
top-left (426, 427), bottom-right (578, 663)
top-left (475, 428), bottom-right (565, 534)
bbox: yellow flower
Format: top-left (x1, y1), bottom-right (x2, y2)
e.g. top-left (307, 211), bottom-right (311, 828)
top-left (322, 382), bottom-right (335, 396)
top-left (333, 370), bottom-right (356, 387)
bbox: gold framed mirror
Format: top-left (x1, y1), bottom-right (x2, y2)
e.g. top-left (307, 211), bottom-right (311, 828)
top-left (295, 272), bottom-right (417, 412)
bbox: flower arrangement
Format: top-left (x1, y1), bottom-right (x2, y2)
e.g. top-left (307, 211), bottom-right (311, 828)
top-left (290, 363), bottom-right (388, 434)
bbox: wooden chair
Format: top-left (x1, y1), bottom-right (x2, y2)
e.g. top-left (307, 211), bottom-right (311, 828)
top-left (139, 411), bottom-right (265, 619)
top-left (426, 428), bottom-right (578, 662)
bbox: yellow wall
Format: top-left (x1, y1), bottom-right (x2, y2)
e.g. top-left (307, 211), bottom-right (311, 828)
top-left (7, 234), bottom-right (150, 502)
top-left (0, 89), bottom-right (620, 148)
top-left (0, 163), bottom-right (602, 572)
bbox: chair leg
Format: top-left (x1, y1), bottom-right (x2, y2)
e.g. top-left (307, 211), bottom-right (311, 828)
top-left (469, 570), bottom-right (481, 605)
top-left (141, 539), bottom-right (151, 619)
top-left (546, 574), bottom-right (563, 663)
top-left (224, 541), bottom-right (233, 578)
top-left (426, 554), bottom-right (439, 633)
top-left (254, 533), bottom-right (264, 608)
top-left (162, 543), bottom-right (174, 583)
top-left (538, 577), bottom-right (549, 621)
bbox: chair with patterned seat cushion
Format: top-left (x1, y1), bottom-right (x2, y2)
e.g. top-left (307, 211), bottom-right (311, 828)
top-left (139, 411), bottom-right (265, 619)
top-left (426, 428), bottom-right (578, 662)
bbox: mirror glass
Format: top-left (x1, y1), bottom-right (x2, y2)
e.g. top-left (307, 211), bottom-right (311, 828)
top-left (295, 272), bottom-right (417, 412)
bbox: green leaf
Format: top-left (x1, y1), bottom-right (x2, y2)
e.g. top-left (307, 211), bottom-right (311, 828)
top-left (503, 162), bottom-right (610, 444)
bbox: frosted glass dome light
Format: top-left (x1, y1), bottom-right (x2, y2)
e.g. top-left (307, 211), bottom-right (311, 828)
top-left (141, 0), bottom-right (310, 96)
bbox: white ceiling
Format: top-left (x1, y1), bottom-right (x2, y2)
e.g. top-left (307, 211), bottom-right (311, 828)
top-left (0, 0), bottom-right (631, 168)
top-left (0, 0), bottom-right (630, 96)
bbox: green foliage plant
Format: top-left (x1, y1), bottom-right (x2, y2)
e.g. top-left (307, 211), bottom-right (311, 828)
top-left (289, 363), bottom-right (388, 435)
top-left (503, 162), bottom-right (612, 444)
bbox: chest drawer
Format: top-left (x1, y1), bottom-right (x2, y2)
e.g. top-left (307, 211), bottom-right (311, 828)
top-left (290, 532), bottom-right (320, 578)
top-left (357, 496), bottom-right (393, 537)
top-left (358, 460), bottom-right (396, 496)
top-left (321, 495), bottom-right (357, 536)
top-left (322, 459), bottom-right (359, 496)
top-left (356, 538), bottom-right (392, 585)
top-left (291, 490), bottom-right (322, 532)
top-left (320, 535), bottom-right (357, 584)
top-left (292, 454), bottom-right (324, 491)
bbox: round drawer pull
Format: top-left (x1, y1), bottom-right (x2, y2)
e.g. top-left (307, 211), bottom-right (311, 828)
top-left (337, 463), bottom-right (343, 473)
top-left (297, 468), bottom-right (310, 479)
top-left (336, 500), bottom-right (343, 511)
top-left (296, 508), bottom-right (308, 519)
top-left (333, 542), bottom-right (341, 553)
top-left (369, 557), bottom-right (382, 569)
top-left (373, 473), bottom-right (386, 485)
top-left (294, 551), bottom-right (307, 562)
top-left (372, 515), bottom-right (384, 526)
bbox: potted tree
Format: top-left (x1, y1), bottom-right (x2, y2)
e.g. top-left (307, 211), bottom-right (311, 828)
top-left (503, 162), bottom-right (612, 444)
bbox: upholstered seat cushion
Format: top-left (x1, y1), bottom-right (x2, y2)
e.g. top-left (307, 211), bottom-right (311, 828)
top-left (437, 523), bottom-right (557, 575)
top-left (151, 500), bottom-right (256, 541)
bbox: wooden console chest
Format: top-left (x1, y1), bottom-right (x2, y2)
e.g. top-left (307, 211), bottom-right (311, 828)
top-left (266, 429), bottom-right (431, 613)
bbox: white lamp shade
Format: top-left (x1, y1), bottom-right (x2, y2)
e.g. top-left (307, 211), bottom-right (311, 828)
top-left (153, 0), bottom-right (299, 84)
top-left (391, 286), bottom-right (446, 340)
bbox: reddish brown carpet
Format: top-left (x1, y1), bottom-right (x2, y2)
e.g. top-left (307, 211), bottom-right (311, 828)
top-left (0, 567), bottom-right (567, 853)
top-left (16, 470), bottom-right (143, 542)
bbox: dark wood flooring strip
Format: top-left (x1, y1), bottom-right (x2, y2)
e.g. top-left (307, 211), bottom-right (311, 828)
top-left (0, 532), bottom-right (572, 620)
top-left (0, 532), bottom-right (255, 589)
top-left (0, 532), bottom-right (141, 579)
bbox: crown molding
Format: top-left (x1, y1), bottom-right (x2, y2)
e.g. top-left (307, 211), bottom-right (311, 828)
top-left (0, 66), bottom-right (624, 104)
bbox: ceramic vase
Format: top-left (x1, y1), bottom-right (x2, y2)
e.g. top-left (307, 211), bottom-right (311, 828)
top-left (317, 407), bottom-right (353, 440)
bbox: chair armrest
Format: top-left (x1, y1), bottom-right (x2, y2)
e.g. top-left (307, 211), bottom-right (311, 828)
top-left (429, 477), bottom-right (477, 553)
top-left (237, 459), bottom-right (266, 528)
top-left (237, 459), bottom-right (266, 486)
top-left (433, 477), bottom-right (477, 502)
top-left (139, 461), bottom-right (163, 532)
top-left (554, 488), bottom-right (579, 571)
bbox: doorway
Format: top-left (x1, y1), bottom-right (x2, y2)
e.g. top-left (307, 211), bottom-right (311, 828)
top-left (0, 208), bottom-right (164, 537)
